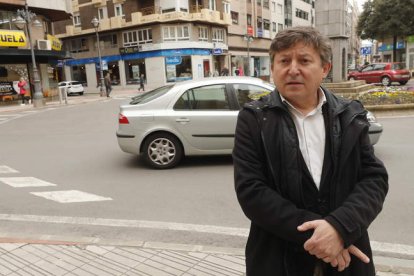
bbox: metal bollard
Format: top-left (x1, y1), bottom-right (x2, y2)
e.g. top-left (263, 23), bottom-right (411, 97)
top-left (58, 87), bottom-right (68, 105)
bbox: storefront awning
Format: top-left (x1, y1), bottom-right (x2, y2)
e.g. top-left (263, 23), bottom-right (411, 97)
top-left (0, 48), bottom-right (66, 63)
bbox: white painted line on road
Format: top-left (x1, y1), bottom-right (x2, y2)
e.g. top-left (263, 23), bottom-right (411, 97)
top-left (0, 177), bottom-right (56, 188)
top-left (0, 214), bottom-right (249, 237)
top-left (0, 166), bottom-right (19, 174)
top-left (30, 190), bottom-right (113, 203)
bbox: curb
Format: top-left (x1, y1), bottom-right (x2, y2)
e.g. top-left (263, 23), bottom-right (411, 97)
top-left (366, 103), bottom-right (414, 111)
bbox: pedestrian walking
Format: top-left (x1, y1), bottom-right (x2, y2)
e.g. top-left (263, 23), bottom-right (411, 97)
top-left (138, 74), bottom-right (145, 91)
top-left (220, 66), bottom-right (229, 76)
top-left (233, 26), bottom-right (388, 276)
top-left (17, 77), bottom-right (28, 105)
top-left (104, 73), bottom-right (112, 97)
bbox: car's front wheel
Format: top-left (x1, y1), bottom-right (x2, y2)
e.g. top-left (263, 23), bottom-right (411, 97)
top-left (381, 76), bottom-right (391, 86)
top-left (348, 76), bottom-right (356, 81)
top-left (142, 133), bottom-right (183, 169)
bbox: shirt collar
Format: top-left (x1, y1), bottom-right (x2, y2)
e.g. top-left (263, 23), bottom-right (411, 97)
top-left (280, 87), bottom-right (327, 116)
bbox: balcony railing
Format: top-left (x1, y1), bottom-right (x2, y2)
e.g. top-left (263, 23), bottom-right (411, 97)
top-left (140, 6), bottom-right (161, 15)
top-left (190, 4), bottom-right (203, 13)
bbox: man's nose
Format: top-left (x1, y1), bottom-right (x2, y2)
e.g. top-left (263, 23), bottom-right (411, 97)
top-left (288, 61), bottom-right (300, 75)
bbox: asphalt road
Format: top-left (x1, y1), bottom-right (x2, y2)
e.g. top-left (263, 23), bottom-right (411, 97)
top-left (0, 98), bottom-right (412, 249)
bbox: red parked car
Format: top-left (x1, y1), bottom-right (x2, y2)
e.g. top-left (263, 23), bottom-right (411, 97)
top-left (348, 62), bottom-right (411, 86)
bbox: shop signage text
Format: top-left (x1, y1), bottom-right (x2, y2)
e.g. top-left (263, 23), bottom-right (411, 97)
top-left (212, 48), bottom-right (223, 55)
top-left (120, 46), bottom-right (141, 54)
top-left (0, 30), bottom-right (26, 47)
top-left (0, 81), bottom-right (17, 96)
top-left (47, 34), bottom-right (62, 51)
top-left (166, 56), bottom-right (182, 65)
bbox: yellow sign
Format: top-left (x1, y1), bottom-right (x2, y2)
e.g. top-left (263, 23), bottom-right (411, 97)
top-left (0, 30), bottom-right (26, 47)
top-left (47, 34), bottom-right (62, 51)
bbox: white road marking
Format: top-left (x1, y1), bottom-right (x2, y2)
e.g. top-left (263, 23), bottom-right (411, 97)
top-left (0, 177), bottom-right (56, 188)
top-left (0, 166), bottom-right (19, 174)
top-left (30, 190), bottom-right (112, 203)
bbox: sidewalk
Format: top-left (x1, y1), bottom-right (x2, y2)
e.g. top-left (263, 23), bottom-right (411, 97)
top-left (0, 237), bottom-right (413, 276)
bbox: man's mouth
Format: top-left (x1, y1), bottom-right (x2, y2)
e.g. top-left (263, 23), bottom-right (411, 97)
top-left (286, 82), bottom-right (303, 85)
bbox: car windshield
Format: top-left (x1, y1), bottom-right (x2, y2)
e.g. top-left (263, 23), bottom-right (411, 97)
top-left (71, 81), bottom-right (81, 85)
top-left (392, 63), bottom-right (406, 70)
top-left (130, 84), bottom-right (174, 105)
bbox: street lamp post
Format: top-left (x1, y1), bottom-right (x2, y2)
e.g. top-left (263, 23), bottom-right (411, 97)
top-left (15, 1), bottom-right (44, 107)
top-left (91, 17), bottom-right (105, 97)
top-left (244, 34), bottom-right (254, 76)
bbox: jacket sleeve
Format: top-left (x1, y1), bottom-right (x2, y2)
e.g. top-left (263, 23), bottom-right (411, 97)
top-left (233, 108), bottom-right (322, 245)
top-left (325, 120), bottom-right (388, 248)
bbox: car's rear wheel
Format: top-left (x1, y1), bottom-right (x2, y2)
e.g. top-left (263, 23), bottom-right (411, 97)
top-left (142, 133), bottom-right (183, 169)
top-left (381, 76), bottom-right (391, 86)
top-left (399, 81), bottom-right (408, 85)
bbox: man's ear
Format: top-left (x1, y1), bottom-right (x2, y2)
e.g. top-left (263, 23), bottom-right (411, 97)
top-left (322, 63), bottom-right (332, 78)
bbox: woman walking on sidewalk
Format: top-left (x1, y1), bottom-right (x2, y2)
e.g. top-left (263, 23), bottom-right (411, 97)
top-left (17, 77), bottom-right (28, 105)
top-left (138, 74), bottom-right (145, 92)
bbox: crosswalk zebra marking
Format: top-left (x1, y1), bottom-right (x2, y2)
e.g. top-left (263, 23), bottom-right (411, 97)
top-left (0, 166), bottom-right (19, 174)
top-left (0, 177), bottom-right (56, 188)
top-left (30, 190), bottom-right (112, 203)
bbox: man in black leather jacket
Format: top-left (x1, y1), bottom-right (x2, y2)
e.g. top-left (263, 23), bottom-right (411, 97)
top-left (233, 26), bottom-right (388, 276)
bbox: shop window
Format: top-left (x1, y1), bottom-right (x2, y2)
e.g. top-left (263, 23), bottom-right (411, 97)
top-left (199, 27), bottom-right (208, 42)
top-left (72, 65), bottom-right (87, 85)
top-left (165, 56), bottom-right (192, 82)
top-left (107, 61), bottom-right (120, 85)
top-left (174, 85), bottom-right (229, 110)
top-left (125, 59), bottom-right (146, 85)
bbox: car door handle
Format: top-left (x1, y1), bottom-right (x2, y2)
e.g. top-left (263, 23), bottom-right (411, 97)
top-left (176, 118), bottom-right (190, 123)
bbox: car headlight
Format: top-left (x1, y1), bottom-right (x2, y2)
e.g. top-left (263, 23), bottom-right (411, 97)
top-left (366, 111), bottom-right (377, 123)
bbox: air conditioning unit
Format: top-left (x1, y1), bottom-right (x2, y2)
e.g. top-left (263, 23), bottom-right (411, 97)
top-left (37, 40), bottom-right (51, 50)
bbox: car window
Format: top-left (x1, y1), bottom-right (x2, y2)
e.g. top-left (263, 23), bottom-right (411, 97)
top-left (373, 64), bottom-right (386, 71)
top-left (71, 81), bottom-right (81, 85)
top-left (361, 65), bottom-right (374, 72)
top-left (58, 83), bottom-right (66, 87)
top-left (130, 85), bottom-right (174, 105)
top-left (392, 63), bottom-right (406, 70)
top-left (174, 84), bottom-right (229, 110)
top-left (232, 83), bottom-right (272, 108)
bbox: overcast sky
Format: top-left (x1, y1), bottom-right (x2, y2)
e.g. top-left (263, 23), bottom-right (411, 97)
top-left (356, 0), bottom-right (367, 11)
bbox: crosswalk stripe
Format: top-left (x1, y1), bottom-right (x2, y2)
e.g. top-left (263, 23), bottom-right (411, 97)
top-left (30, 190), bottom-right (112, 203)
top-left (0, 166), bottom-right (19, 174)
top-left (0, 177), bottom-right (56, 188)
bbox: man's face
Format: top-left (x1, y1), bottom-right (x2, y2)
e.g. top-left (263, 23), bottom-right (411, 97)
top-left (271, 42), bottom-right (331, 104)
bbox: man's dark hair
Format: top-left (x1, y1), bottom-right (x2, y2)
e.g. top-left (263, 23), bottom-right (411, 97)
top-left (269, 26), bottom-right (332, 68)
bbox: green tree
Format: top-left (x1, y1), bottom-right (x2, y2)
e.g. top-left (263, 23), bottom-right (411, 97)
top-left (357, 0), bottom-right (414, 62)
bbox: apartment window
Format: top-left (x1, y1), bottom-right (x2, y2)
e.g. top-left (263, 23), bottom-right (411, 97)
top-left (231, 11), bottom-right (239, 24)
top-left (257, 0), bottom-right (261, 6)
top-left (263, 0), bottom-right (269, 9)
top-left (114, 4), bottom-right (125, 17)
top-left (73, 14), bottom-right (81, 26)
top-left (278, 23), bottom-right (283, 32)
top-left (123, 29), bottom-right (152, 46)
top-left (68, 38), bottom-right (88, 53)
top-left (301, 0), bottom-right (311, 3)
top-left (98, 34), bottom-right (118, 48)
top-left (277, 4), bottom-right (283, 14)
top-left (98, 7), bottom-right (107, 20)
top-left (208, 0), bottom-right (216, 10)
top-left (247, 14), bottom-right (252, 26)
top-left (212, 28), bottom-right (225, 43)
top-left (272, 22), bottom-right (276, 32)
top-left (163, 25), bottom-right (190, 41)
top-left (223, 2), bottom-right (230, 14)
top-left (272, 1), bottom-right (276, 12)
top-left (257, 17), bottom-right (262, 29)
top-left (263, 19), bottom-right (270, 31)
top-left (199, 27), bottom-right (208, 41)
top-left (296, 8), bottom-right (309, 20)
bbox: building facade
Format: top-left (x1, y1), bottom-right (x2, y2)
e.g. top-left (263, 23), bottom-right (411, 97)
top-left (54, 0), bottom-right (319, 90)
top-left (0, 0), bottom-right (71, 101)
top-left (54, 0), bottom-right (232, 90)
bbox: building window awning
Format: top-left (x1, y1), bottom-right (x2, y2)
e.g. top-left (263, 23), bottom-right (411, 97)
top-left (0, 48), bottom-right (66, 63)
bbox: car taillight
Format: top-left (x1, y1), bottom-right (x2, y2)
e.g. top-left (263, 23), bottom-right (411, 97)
top-left (119, 114), bottom-right (129, 124)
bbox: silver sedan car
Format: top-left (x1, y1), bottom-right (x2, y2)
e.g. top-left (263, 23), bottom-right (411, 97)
top-left (116, 77), bottom-right (382, 169)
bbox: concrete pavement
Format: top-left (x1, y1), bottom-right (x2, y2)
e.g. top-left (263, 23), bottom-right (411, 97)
top-left (1, 87), bottom-right (414, 275)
